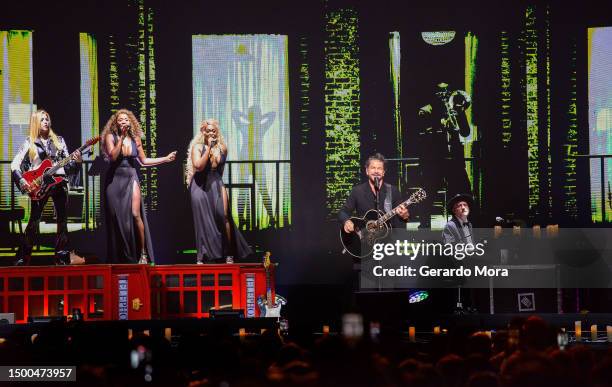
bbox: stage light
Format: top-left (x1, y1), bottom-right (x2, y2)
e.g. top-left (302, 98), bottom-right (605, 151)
top-left (421, 31), bottom-right (456, 46)
top-left (408, 326), bottom-right (416, 342)
top-left (408, 290), bottom-right (429, 304)
top-left (575, 321), bottom-right (582, 342)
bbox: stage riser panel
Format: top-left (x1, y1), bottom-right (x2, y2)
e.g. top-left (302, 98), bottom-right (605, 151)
top-left (0, 264), bottom-right (272, 323)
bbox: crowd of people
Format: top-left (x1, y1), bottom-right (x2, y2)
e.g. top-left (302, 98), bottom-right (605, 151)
top-left (0, 315), bottom-right (610, 386)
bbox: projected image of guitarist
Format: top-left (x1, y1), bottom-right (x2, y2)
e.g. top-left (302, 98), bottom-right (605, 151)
top-left (10, 109), bottom-right (83, 266)
top-left (339, 153), bottom-right (417, 258)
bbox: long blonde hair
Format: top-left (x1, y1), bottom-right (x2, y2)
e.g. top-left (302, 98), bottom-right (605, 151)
top-left (100, 109), bottom-right (143, 156)
top-left (185, 119), bottom-right (227, 185)
top-left (28, 109), bottom-right (61, 160)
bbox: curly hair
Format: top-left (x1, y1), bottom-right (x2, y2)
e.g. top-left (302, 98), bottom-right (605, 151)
top-left (185, 119), bottom-right (227, 186)
top-left (100, 109), bottom-right (143, 155)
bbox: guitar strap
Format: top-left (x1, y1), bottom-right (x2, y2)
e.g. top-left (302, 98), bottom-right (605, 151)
top-left (384, 183), bottom-right (392, 213)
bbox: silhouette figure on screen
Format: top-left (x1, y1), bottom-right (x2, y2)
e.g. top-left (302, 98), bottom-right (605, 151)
top-left (416, 82), bottom-right (472, 228)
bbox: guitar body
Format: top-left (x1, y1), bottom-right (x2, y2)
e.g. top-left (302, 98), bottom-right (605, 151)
top-left (18, 136), bottom-right (101, 201)
top-left (339, 188), bottom-right (427, 259)
top-left (340, 209), bottom-right (390, 258)
top-left (257, 294), bottom-right (287, 318)
top-left (22, 159), bottom-right (65, 201)
top-left (258, 252), bottom-right (287, 318)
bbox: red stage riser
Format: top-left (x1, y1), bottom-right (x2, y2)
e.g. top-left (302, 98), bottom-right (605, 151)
top-left (148, 264), bottom-right (271, 319)
top-left (0, 264), bottom-right (273, 323)
top-left (0, 265), bottom-right (112, 323)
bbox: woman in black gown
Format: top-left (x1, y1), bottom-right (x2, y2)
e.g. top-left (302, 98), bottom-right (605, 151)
top-left (186, 119), bottom-right (251, 263)
top-left (102, 109), bottom-right (176, 264)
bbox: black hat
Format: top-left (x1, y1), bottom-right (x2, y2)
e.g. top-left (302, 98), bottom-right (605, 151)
top-left (446, 193), bottom-right (474, 214)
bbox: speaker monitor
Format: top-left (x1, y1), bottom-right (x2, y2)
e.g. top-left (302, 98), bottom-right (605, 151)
top-left (0, 313), bottom-right (15, 324)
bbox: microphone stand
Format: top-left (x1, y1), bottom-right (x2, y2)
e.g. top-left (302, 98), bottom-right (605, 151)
top-left (374, 177), bottom-right (380, 211)
top-left (373, 177), bottom-right (381, 291)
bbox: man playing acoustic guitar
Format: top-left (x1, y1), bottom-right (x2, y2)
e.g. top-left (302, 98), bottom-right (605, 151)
top-left (11, 109), bottom-right (82, 266)
top-left (339, 153), bottom-right (410, 244)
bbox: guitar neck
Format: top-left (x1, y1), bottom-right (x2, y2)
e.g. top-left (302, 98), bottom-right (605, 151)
top-left (378, 198), bottom-right (413, 224)
top-left (46, 143), bottom-right (90, 175)
top-left (375, 189), bottom-right (425, 225)
top-left (265, 267), bottom-right (273, 307)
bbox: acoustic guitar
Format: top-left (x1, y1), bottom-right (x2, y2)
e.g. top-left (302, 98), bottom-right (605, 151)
top-left (340, 188), bottom-right (426, 258)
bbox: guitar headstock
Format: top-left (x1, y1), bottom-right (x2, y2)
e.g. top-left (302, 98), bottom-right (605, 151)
top-left (407, 188), bottom-right (427, 205)
top-left (86, 136), bottom-right (101, 146)
top-left (263, 251), bottom-right (271, 270)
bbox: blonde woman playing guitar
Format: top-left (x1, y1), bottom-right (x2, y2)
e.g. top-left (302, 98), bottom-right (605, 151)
top-left (11, 110), bottom-right (84, 266)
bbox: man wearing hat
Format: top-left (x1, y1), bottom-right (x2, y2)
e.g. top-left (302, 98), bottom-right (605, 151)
top-left (442, 193), bottom-right (477, 314)
top-left (442, 193), bottom-right (474, 245)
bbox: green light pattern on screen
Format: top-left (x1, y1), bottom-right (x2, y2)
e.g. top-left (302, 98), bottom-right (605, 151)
top-left (299, 36), bottom-right (310, 145)
top-left (500, 31), bottom-right (512, 148)
top-left (0, 30), bottom-right (34, 222)
top-left (587, 27), bottom-right (612, 223)
top-left (325, 7), bottom-right (361, 218)
top-left (108, 37), bottom-right (120, 111)
top-left (147, 6), bottom-right (158, 210)
top-left (523, 5), bottom-right (540, 217)
top-left (389, 31), bottom-right (403, 185)
top-left (544, 6), bottom-right (552, 218)
top-left (563, 40), bottom-right (578, 219)
top-left (464, 32), bottom-right (478, 195)
top-left (192, 35), bottom-right (292, 229)
top-left (137, 0), bottom-right (158, 209)
top-left (107, 0), bottom-right (159, 210)
top-left (137, 0), bottom-right (148, 203)
top-left (79, 33), bottom-right (101, 227)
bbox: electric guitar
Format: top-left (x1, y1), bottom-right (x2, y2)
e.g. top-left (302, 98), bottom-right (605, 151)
top-left (22, 136), bottom-right (100, 200)
top-left (340, 188), bottom-right (427, 258)
top-left (257, 252), bottom-right (286, 318)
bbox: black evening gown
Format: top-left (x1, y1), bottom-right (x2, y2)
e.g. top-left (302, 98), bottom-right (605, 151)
top-left (189, 146), bottom-right (251, 261)
top-left (104, 135), bottom-right (155, 263)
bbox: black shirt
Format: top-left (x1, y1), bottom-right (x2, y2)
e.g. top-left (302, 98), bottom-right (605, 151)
top-left (338, 181), bottom-right (407, 228)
